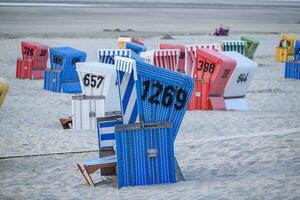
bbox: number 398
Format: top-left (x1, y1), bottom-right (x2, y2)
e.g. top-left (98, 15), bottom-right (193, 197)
top-left (141, 80), bottom-right (188, 111)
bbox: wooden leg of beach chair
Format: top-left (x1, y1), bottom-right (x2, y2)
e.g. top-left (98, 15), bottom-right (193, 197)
top-left (76, 163), bottom-right (92, 186)
top-left (82, 165), bottom-right (96, 187)
top-left (76, 162), bottom-right (117, 186)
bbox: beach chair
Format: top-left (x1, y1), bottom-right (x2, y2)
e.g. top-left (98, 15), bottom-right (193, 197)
top-left (16, 41), bottom-right (48, 79)
top-left (140, 49), bottom-right (180, 71)
top-left (241, 36), bottom-right (259, 59)
top-left (189, 49), bottom-right (236, 110)
top-left (284, 41), bottom-right (300, 80)
top-left (72, 62), bottom-right (120, 130)
top-left (114, 56), bottom-right (193, 188)
top-left (0, 78), bottom-right (9, 109)
top-left (223, 52), bottom-right (257, 110)
top-left (44, 47), bottom-right (86, 93)
top-left (285, 61), bottom-right (300, 80)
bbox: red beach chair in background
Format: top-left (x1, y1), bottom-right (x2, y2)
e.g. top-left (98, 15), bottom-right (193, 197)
top-left (188, 48), bottom-right (236, 110)
top-left (160, 44), bottom-right (185, 72)
top-left (16, 41), bottom-right (48, 79)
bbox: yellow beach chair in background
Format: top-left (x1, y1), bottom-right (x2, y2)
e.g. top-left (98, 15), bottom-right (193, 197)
top-left (276, 33), bottom-right (300, 62)
top-left (0, 78), bottom-right (9, 109)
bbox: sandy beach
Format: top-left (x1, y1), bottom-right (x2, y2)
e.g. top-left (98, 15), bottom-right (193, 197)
top-left (0, 1), bottom-right (300, 199)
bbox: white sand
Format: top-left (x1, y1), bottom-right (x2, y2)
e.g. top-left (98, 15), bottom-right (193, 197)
top-left (0, 1), bottom-right (300, 199)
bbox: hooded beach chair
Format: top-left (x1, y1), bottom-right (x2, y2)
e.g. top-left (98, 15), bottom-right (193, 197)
top-left (188, 48), bottom-right (236, 110)
top-left (284, 40), bottom-right (300, 79)
top-left (223, 52), bottom-right (257, 110)
top-left (72, 62), bottom-right (120, 130)
top-left (44, 47), bottom-right (86, 93)
top-left (241, 36), bottom-right (259, 59)
top-left (16, 41), bottom-right (49, 79)
top-left (114, 56), bottom-right (194, 188)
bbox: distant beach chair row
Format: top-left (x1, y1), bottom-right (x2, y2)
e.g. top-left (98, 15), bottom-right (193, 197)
top-left (12, 37), bottom-right (261, 188)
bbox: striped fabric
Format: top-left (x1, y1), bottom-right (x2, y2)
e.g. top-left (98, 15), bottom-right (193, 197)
top-left (185, 44), bottom-right (221, 77)
top-left (97, 120), bottom-right (123, 148)
top-left (222, 40), bottom-right (247, 55)
top-left (114, 56), bottom-right (140, 124)
top-left (98, 49), bottom-right (132, 64)
top-left (141, 49), bottom-right (180, 71)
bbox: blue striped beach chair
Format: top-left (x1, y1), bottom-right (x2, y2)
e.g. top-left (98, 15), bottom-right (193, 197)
top-left (114, 56), bottom-right (194, 188)
top-left (97, 115), bottom-right (123, 149)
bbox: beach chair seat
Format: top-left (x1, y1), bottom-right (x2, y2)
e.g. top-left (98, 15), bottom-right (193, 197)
top-left (76, 155), bottom-right (117, 186)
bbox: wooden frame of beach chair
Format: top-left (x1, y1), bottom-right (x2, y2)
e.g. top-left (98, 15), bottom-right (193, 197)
top-left (76, 155), bottom-right (117, 187)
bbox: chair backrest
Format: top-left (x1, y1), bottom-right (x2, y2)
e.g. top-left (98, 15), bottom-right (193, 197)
top-left (98, 49), bottom-right (144, 64)
top-left (140, 49), bottom-right (180, 71)
top-left (185, 44), bottom-right (221, 77)
top-left (115, 56), bottom-right (194, 139)
top-left (21, 41), bottom-right (48, 62)
top-left (160, 44), bottom-right (185, 72)
top-left (221, 40), bottom-right (247, 55)
top-left (125, 42), bottom-right (146, 55)
top-left (76, 62), bottom-right (120, 113)
top-left (50, 47), bottom-right (86, 80)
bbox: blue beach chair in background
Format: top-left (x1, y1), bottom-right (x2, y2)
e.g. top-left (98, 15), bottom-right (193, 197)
top-left (44, 47), bottom-right (86, 93)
